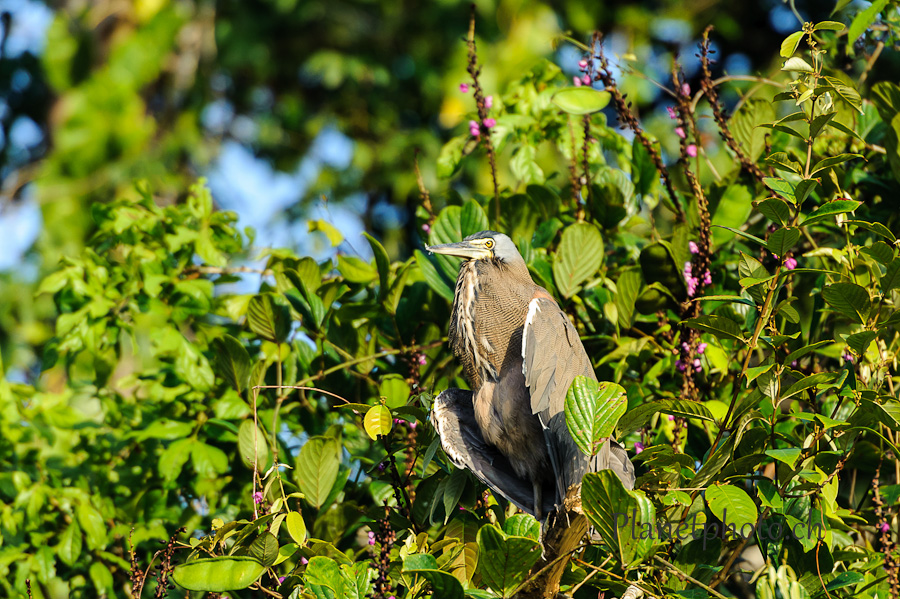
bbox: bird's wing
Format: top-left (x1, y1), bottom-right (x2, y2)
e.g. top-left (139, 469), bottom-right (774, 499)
top-left (521, 296), bottom-right (636, 496)
top-left (431, 388), bottom-right (557, 518)
top-left (521, 296), bottom-right (596, 499)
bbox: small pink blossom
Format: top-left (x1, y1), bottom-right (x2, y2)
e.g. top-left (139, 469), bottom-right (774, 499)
top-left (842, 351), bottom-right (854, 364)
top-left (368, 530), bottom-right (377, 546)
top-left (469, 120), bottom-right (480, 137)
top-left (634, 442), bottom-right (645, 454)
top-left (422, 223), bottom-right (430, 233)
top-left (409, 421), bottom-right (417, 430)
top-left (300, 557), bottom-right (308, 565)
top-left (693, 358), bottom-right (702, 371)
top-left (681, 342), bottom-right (690, 353)
top-left (418, 354), bottom-right (427, 365)
top-left (689, 241), bottom-right (699, 254)
top-left (791, 360), bottom-right (799, 368)
top-left (667, 106), bottom-right (677, 119)
top-left (681, 83), bottom-right (691, 96)
top-left (253, 491), bottom-right (264, 504)
top-left (483, 118), bottom-right (496, 129)
top-left (675, 127), bottom-right (686, 139)
top-left (460, 83), bottom-right (469, 93)
top-left (578, 59), bottom-right (589, 70)
top-left (698, 343), bottom-right (707, 354)
top-left (668, 415), bottom-right (675, 421)
top-left (582, 74), bottom-right (591, 86)
top-left (879, 522), bottom-right (890, 533)
top-left (278, 576), bottom-right (286, 584)
top-left (785, 257), bottom-right (797, 270)
top-left (485, 95), bottom-right (493, 109)
top-left (675, 359), bottom-right (686, 372)
top-left (702, 270), bottom-right (711, 286)
top-left (573, 76), bottom-right (583, 87)
top-left (686, 144), bottom-right (698, 157)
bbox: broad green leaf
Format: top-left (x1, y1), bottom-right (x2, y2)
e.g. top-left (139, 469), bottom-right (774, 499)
top-left (784, 340), bottom-right (833, 365)
top-left (476, 524), bottom-right (542, 597)
top-left (766, 448), bottom-right (802, 468)
top-left (564, 377), bottom-right (627, 456)
top-left (503, 514), bottom-right (540, 541)
top-left (763, 177), bottom-right (796, 203)
top-left (172, 557), bottom-right (265, 592)
top-left (250, 532), bottom-right (279, 567)
top-left (845, 330), bottom-right (877, 356)
top-left (212, 334), bottom-right (251, 393)
top-left (160, 438), bottom-right (194, 484)
top-left (845, 219), bottom-right (897, 242)
top-left (848, 0), bottom-right (888, 43)
top-left (238, 420), bottom-right (271, 470)
top-left (510, 145), bottom-right (544, 184)
top-left (781, 372), bottom-right (840, 401)
top-left (814, 20), bottom-right (845, 31)
top-left (881, 258), bottom-right (900, 292)
top-left (822, 283), bottom-right (870, 324)
top-left (133, 419), bottom-right (194, 441)
top-left (437, 135), bottom-right (467, 178)
top-left (705, 484), bottom-right (758, 532)
top-left (755, 198), bottom-right (792, 226)
top-left (551, 87), bottom-right (611, 114)
top-left (745, 363), bottom-right (774, 384)
top-left (286, 511), bottom-right (307, 545)
top-left (460, 199), bottom-right (490, 237)
top-left (809, 111), bottom-right (836, 139)
top-left (800, 200), bottom-right (862, 226)
top-left (809, 154), bottom-right (862, 177)
top-left (582, 470), bottom-right (654, 566)
top-left (305, 556), bottom-right (345, 596)
top-left (364, 232), bottom-right (391, 300)
top-left (364, 405), bottom-right (392, 440)
top-left (379, 374), bottom-right (410, 409)
top-left (247, 293), bottom-right (291, 343)
top-left (338, 255), bottom-right (378, 283)
top-left (296, 436), bottom-right (341, 508)
top-left (711, 185), bottom-right (755, 248)
top-left (683, 315), bottom-right (746, 342)
top-left (615, 267), bottom-right (642, 330)
top-left (766, 227), bottom-right (800, 257)
top-left (765, 152), bottom-right (803, 174)
top-left (191, 442), bottom-right (229, 478)
top-left (782, 57), bottom-right (813, 72)
top-left (75, 503), bottom-right (106, 550)
top-left (402, 553), bottom-right (465, 599)
top-left (861, 241), bottom-right (894, 265)
top-left (414, 249), bottom-right (454, 301)
top-left (617, 399), bottom-right (715, 434)
top-left (58, 522), bottom-right (82, 566)
top-left (780, 31), bottom-right (804, 57)
top-left (553, 222), bottom-right (604, 298)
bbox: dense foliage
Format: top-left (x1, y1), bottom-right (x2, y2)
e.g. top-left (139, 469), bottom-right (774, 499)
top-left (2, 1), bottom-right (900, 599)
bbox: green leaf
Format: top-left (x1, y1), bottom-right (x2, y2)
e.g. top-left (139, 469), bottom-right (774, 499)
top-left (414, 249), bottom-right (454, 301)
top-left (364, 405), bottom-right (392, 440)
top-left (617, 399), bottom-right (715, 434)
top-left (476, 524), bottom-right (542, 598)
top-left (800, 200), bottom-right (862, 226)
top-left (763, 177), bottom-right (796, 203)
top-left (881, 258), bottom-right (900, 292)
top-left (765, 152), bottom-right (803, 174)
top-left (814, 20), bottom-right (845, 31)
top-left (286, 511), bottom-right (307, 545)
top-left (845, 219), bottom-right (897, 242)
top-left (683, 315), bottom-right (746, 343)
top-left (782, 57), bottom-right (814, 72)
top-left (551, 87), bottom-right (611, 114)
top-left (379, 374), bottom-right (410, 409)
top-left (848, 0), bottom-right (888, 42)
top-left (58, 522), bottom-right (82, 566)
top-left (250, 532), bottom-right (279, 567)
top-left (711, 225), bottom-right (767, 248)
top-left (755, 198), bottom-right (792, 226)
top-left (296, 436), bottom-right (341, 508)
top-left (510, 145), bottom-right (544, 184)
top-left (364, 232), bottom-right (391, 300)
top-left (615, 267), bottom-right (642, 330)
top-left (338, 255), bottom-right (378, 283)
top-left (809, 111), bottom-right (836, 139)
top-left (817, 76), bottom-right (864, 114)
top-left (460, 199), bottom-right (490, 237)
top-left (582, 470), bottom-right (654, 566)
top-left (191, 442), bottom-right (229, 478)
top-left (247, 294), bottom-right (291, 343)
top-left (766, 228), bottom-right (801, 257)
top-left (781, 372), bottom-right (840, 401)
top-left (159, 438), bottom-right (194, 484)
top-left (809, 154), bottom-right (862, 176)
top-left (553, 222), bottom-right (604, 298)
top-left (823, 283), bottom-right (870, 324)
top-left (437, 135), bottom-right (467, 179)
top-left (76, 503), bottom-right (107, 550)
top-left (238, 420), bottom-right (271, 470)
top-left (402, 554), bottom-right (465, 599)
top-left (212, 334), bottom-right (251, 393)
top-left (780, 31), bottom-right (804, 57)
top-left (766, 448), bottom-right (802, 468)
top-left (705, 483), bottom-right (758, 532)
top-left (845, 330), bottom-right (877, 356)
top-left (564, 377), bottom-right (628, 456)
top-left (503, 514), bottom-right (540, 541)
top-left (172, 557), bottom-right (265, 592)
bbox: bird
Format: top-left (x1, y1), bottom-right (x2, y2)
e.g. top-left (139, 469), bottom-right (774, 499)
top-left (426, 230), bottom-right (634, 521)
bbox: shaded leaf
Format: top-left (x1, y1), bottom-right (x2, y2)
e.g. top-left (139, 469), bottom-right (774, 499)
top-left (476, 524), bottom-right (542, 597)
top-left (823, 283), bottom-right (870, 324)
top-left (553, 222), bottom-right (604, 298)
top-left (564, 377), bottom-right (627, 456)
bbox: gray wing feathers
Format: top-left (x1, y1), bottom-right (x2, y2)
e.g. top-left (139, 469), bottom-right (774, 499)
top-left (432, 388), bottom-right (557, 517)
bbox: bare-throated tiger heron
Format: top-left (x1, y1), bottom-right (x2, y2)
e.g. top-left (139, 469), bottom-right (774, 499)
top-left (427, 231), bottom-right (634, 521)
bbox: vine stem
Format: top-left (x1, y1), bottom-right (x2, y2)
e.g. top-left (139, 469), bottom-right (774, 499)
top-left (654, 555), bottom-right (728, 599)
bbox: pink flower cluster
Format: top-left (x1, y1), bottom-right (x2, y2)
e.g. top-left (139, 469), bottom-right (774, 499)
top-left (842, 351), bottom-right (855, 364)
top-left (683, 262), bottom-right (711, 297)
top-left (634, 442), bottom-right (645, 454)
top-left (573, 58), bottom-right (592, 87)
top-left (393, 418), bottom-right (417, 430)
top-left (667, 97), bottom-right (697, 156)
top-left (460, 83), bottom-right (495, 137)
top-left (367, 530), bottom-right (376, 545)
top-left (675, 341), bottom-right (707, 373)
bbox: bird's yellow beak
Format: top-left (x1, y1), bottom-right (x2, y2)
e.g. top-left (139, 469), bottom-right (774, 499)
top-left (425, 240), bottom-right (492, 260)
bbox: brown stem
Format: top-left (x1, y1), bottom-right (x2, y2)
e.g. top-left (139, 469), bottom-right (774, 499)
top-left (466, 5), bottom-right (500, 223)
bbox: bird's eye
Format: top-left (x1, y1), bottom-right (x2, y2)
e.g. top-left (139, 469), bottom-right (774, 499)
top-left (485, 239), bottom-right (494, 249)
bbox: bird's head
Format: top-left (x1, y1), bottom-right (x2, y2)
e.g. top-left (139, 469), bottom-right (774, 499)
top-left (426, 231), bottom-right (523, 264)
